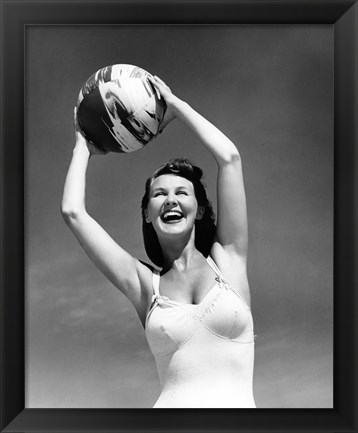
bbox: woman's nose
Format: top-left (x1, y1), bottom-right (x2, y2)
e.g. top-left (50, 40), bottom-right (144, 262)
top-left (164, 194), bottom-right (177, 207)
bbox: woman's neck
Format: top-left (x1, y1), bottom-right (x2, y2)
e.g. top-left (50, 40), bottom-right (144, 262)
top-left (159, 231), bottom-right (200, 272)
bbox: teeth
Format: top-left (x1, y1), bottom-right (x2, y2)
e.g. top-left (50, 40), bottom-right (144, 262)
top-left (162, 211), bottom-right (183, 221)
top-left (165, 211), bottom-right (181, 217)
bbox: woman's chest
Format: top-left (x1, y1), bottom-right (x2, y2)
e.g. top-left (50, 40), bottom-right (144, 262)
top-left (146, 286), bottom-right (254, 354)
top-left (159, 267), bottom-right (217, 304)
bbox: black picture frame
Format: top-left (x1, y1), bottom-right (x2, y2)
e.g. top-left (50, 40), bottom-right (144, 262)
top-left (1, 1), bottom-right (356, 432)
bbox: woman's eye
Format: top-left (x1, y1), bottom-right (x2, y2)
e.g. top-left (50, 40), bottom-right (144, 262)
top-left (177, 191), bottom-right (188, 195)
top-left (154, 192), bottom-right (165, 197)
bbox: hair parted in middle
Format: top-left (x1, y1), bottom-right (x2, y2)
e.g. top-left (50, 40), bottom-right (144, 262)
top-left (141, 158), bottom-right (216, 268)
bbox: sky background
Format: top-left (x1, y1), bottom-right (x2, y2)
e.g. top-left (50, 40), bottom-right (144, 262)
top-left (25, 25), bottom-right (333, 408)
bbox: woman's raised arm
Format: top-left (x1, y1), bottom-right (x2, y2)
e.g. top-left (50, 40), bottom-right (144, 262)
top-left (61, 109), bottom-right (152, 324)
top-left (149, 76), bottom-right (248, 262)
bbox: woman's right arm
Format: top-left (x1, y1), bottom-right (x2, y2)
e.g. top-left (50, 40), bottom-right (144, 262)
top-left (61, 110), bottom-right (152, 323)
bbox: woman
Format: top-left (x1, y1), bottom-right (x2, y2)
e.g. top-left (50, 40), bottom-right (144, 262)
top-left (61, 75), bottom-right (255, 408)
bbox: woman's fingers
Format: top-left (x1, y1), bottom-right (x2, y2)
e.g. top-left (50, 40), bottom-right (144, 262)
top-left (147, 75), bottom-right (162, 100)
top-left (73, 107), bottom-right (80, 133)
top-left (73, 106), bottom-right (82, 132)
top-left (153, 75), bottom-right (171, 92)
top-left (153, 75), bottom-right (165, 85)
top-left (149, 74), bottom-right (172, 94)
top-left (73, 107), bottom-right (87, 142)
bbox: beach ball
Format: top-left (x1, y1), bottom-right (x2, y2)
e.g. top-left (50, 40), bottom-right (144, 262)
top-left (76, 64), bottom-right (167, 153)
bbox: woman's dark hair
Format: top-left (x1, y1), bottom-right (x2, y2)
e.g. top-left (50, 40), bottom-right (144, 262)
top-left (141, 158), bottom-right (216, 267)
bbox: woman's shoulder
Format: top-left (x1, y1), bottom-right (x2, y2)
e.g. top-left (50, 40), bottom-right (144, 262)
top-left (136, 260), bottom-right (159, 282)
top-left (130, 260), bottom-right (160, 325)
top-left (138, 260), bottom-right (156, 272)
top-left (209, 243), bottom-right (248, 278)
top-left (209, 245), bottom-right (250, 306)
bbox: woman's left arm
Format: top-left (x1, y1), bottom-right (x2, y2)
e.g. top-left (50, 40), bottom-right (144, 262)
top-left (150, 76), bottom-right (248, 260)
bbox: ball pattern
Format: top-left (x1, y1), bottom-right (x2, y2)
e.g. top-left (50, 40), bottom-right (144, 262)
top-left (77, 64), bottom-right (166, 153)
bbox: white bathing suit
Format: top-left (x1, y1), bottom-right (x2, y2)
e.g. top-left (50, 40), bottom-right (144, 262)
top-left (145, 256), bottom-right (256, 408)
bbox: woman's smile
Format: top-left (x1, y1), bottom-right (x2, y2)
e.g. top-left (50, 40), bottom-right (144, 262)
top-left (161, 210), bottom-right (185, 223)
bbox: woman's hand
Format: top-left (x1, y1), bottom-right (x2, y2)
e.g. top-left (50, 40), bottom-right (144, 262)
top-left (148, 75), bottom-right (182, 131)
top-left (73, 107), bottom-right (108, 156)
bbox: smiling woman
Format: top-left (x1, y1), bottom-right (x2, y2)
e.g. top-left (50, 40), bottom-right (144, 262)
top-left (61, 74), bottom-right (254, 408)
top-left (141, 158), bottom-right (216, 269)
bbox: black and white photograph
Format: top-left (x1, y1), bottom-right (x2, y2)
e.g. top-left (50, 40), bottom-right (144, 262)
top-left (25, 24), bottom-right (334, 409)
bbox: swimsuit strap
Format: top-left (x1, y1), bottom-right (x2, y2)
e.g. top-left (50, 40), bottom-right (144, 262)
top-left (206, 255), bottom-right (232, 290)
top-left (207, 256), bottom-right (252, 313)
top-left (152, 269), bottom-right (161, 297)
top-left (206, 255), bottom-right (224, 279)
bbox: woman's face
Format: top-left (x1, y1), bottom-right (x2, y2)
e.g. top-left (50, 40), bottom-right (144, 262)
top-left (145, 174), bottom-right (203, 239)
